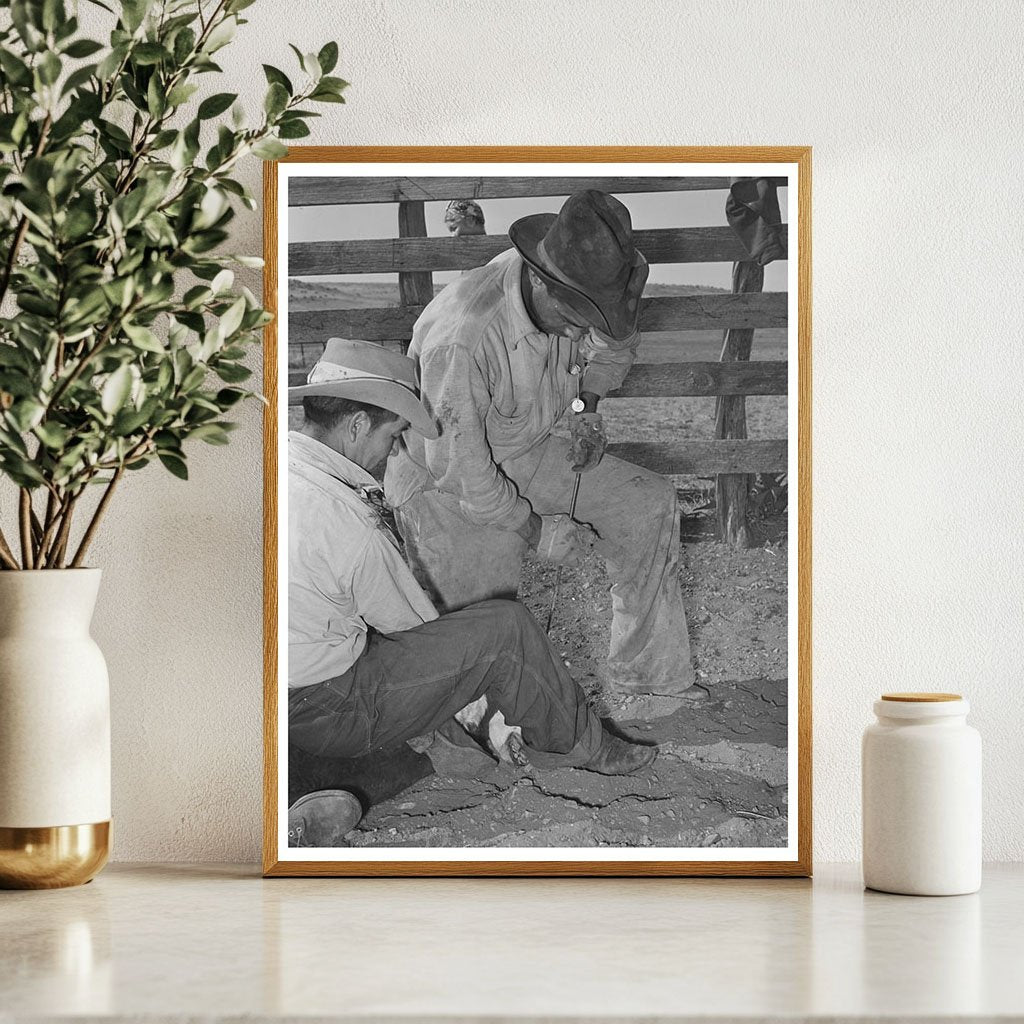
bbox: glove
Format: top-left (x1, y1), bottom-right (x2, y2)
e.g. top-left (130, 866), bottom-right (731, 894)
top-left (535, 514), bottom-right (598, 566)
top-left (567, 412), bottom-right (607, 472)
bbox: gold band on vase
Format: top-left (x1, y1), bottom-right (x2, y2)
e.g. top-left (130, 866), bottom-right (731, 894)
top-left (0, 821), bottom-right (110, 889)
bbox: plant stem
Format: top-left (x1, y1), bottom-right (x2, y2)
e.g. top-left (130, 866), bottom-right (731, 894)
top-left (45, 492), bottom-right (79, 569)
top-left (36, 487), bottom-right (66, 566)
top-left (70, 466), bottom-right (124, 568)
top-left (18, 489), bottom-right (34, 569)
top-left (0, 527), bottom-right (20, 570)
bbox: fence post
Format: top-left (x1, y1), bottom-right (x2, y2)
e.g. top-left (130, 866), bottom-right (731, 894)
top-left (715, 259), bottom-right (764, 547)
top-left (396, 201), bottom-right (434, 353)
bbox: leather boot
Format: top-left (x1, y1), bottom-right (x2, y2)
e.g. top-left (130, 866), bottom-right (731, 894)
top-left (288, 789), bottom-right (362, 847)
top-left (581, 728), bottom-right (657, 775)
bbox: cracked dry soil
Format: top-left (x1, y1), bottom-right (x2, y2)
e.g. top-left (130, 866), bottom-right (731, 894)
top-left (349, 507), bottom-right (790, 850)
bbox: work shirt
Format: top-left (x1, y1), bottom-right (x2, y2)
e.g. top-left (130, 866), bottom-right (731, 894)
top-left (385, 248), bottom-right (641, 534)
top-left (288, 431), bottom-right (437, 690)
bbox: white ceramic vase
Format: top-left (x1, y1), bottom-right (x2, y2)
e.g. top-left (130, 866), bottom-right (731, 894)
top-left (0, 569), bottom-right (111, 888)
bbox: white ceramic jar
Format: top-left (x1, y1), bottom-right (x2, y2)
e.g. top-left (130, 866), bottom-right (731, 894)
top-left (862, 693), bottom-right (981, 895)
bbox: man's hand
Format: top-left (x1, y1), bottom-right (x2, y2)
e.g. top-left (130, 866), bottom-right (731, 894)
top-left (535, 514), bottom-right (598, 566)
top-left (567, 412), bottom-right (607, 472)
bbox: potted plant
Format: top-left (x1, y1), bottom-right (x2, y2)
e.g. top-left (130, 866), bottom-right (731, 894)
top-left (0, 0), bottom-right (345, 887)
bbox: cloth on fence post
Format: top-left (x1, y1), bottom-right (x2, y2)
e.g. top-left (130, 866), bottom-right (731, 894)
top-left (726, 177), bottom-right (787, 266)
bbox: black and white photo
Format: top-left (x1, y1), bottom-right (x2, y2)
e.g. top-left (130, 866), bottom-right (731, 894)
top-left (263, 149), bottom-right (811, 876)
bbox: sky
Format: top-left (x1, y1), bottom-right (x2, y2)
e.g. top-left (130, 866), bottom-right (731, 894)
top-left (287, 183), bottom-right (789, 292)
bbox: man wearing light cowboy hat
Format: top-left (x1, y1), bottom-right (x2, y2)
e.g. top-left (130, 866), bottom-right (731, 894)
top-left (286, 339), bottom-right (656, 842)
top-left (386, 190), bottom-right (697, 702)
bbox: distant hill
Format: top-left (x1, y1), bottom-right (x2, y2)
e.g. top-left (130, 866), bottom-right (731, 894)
top-left (289, 278), bottom-right (728, 312)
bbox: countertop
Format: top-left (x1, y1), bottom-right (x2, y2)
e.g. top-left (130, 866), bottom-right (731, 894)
top-left (2, 863), bottom-right (1022, 1022)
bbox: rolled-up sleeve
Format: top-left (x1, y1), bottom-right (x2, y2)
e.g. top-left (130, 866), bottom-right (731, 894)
top-left (419, 344), bottom-right (533, 533)
top-left (580, 327), bottom-right (641, 397)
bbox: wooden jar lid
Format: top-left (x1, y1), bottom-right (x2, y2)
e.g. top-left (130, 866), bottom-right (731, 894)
top-left (881, 692), bottom-right (962, 702)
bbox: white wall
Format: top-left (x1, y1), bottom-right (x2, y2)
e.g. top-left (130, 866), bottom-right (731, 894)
top-left (71, 0), bottom-right (1024, 862)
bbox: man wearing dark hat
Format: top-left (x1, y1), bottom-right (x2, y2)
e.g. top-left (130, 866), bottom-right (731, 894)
top-left (386, 190), bottom-right (697, 702)
top-left (287, 338), bottom-right (655, 841)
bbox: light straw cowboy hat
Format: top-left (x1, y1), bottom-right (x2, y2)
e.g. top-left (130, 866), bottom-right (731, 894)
top-left (508, 190), bottom-right (649, 341)
top-left (288, 338), bottom-right (439, 439)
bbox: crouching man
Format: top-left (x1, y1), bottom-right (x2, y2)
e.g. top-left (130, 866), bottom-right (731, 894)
top-left (287, 339), bottom-right (655, 843)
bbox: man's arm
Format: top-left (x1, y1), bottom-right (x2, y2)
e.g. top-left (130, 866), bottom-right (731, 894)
top-left (350, 535), bottom-right (438, 634)
top-left (579, 327), bottom-right (642, 403)
top-left (419, 344), bottom-right (535, 536)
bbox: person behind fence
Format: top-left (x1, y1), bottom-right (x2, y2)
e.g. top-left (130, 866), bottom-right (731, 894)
top-left (385, 190), bottom-right (698, 702)
top-left (287, 339), bottom-right (657, 832)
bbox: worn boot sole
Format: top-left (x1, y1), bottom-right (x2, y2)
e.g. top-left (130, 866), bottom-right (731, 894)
top-left (288, 789), bottom-right (362, 848)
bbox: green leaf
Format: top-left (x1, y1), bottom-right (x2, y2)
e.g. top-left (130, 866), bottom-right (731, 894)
top-left (9, 399), bottom-right (45, 432)
top-left (38, 51), bottom-right (63, 86)
top-left (318, 75), bottom-right (349, 93)
top-left (34, 421), bottom-right (70, 448)
top-left (210, 268), bottom-right (233, 294)
top-left (63, 38), bottom-right (104, 58)
top-left (309, 88), bottom-right (346, 104)
top-left (123, 322), bottom-right (164, 353)
top-left (251, 137), bottom-right (287, 160)
top-left (263, 81), bottom-right (288, 117)
top-left (101, 364), bottom-right (133, 414)
top-left (214, 362), bottom-right (251, 383)
top-left (158, 452), bottom-right (188, 479)
top-left (217, 295), bottom-right (246, 339)
top-left (121, 0), bottom-right (152, 33)
top-left (198, 91), bottom-right (236, 119)
top-left (317, 41), bottom-right (339, 75)
top-left (262, 64), bottom-right (292, 94)
top-left (166, 82), bottom-right (199, 107)
top-left (189, 422), bottom-right (230, 445)
top-left (203, 16), bottom-right (236, 53)
top-left (0, 49), bottom-right (33, 86)
top-left (173, 26), bottom-right (196, 64)
top-left (61, 63), bottom-right (98, 96)
top-left (277, 120), bottom-right (310, 140)
top-left (133, 42), bottom-right (168, 66)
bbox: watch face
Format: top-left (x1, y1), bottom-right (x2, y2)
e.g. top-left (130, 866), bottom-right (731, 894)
top-left (570, 398), bottom-right (586, 413)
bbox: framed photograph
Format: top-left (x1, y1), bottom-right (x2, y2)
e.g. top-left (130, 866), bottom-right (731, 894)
top-left (263, 147), bottom-right (811, 877)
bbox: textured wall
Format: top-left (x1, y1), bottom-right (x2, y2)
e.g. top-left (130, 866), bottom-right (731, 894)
top-left (64, 0), bottom-right (1024, 862)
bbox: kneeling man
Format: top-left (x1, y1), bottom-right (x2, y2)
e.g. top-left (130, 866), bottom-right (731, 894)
top-left (287, 339), bottom-right (655, 827)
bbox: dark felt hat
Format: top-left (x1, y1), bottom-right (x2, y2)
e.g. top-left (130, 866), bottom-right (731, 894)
top-left (508, 190), bottom-right (648, 340)
top-left (288, 338), bottom-right (438, 439)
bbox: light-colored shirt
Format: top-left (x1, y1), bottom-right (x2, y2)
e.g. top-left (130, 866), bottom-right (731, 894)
top-left (385, 248), bottom-right (640, 533)
top-left (288, 432), bottom-right (437, 689)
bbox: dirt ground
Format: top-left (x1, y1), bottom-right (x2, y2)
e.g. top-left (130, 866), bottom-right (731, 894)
top-left (348, 502), bottom-right (789, 851)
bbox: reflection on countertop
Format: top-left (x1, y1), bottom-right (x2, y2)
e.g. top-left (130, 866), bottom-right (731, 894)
top-left (1, 863), bottom-right (1021, 1019)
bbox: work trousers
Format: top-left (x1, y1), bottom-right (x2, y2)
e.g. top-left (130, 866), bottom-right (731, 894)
top-left (288, 600), bottom-right (602, 768)
top-left (395, 436), bottom-right (695, 696)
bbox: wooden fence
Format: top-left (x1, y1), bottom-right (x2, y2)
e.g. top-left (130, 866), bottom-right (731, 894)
top-left (286, 177), bottom-right (788, 545)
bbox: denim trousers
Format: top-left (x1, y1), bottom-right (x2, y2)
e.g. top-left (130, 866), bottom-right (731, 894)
top-left (288, 599), bottom-right (602, 769)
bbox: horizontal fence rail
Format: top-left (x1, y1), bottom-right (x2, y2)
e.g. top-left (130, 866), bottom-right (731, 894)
top-left (289, 176), bottom-right (734, 207)
top-left (288, 292), bottom-right (787, 345)
top-left (289, 225), bottom-right (789, 276)
top-left (610, 360), bottom-right (787, 398)
top-left (287, 359), bottom-right (788, 399)
top-left (606, 440), bottom-right (787, 476)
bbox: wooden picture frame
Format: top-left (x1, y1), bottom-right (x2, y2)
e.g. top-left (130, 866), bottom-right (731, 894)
top-left (263, 147), bottom-right (811, 877)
